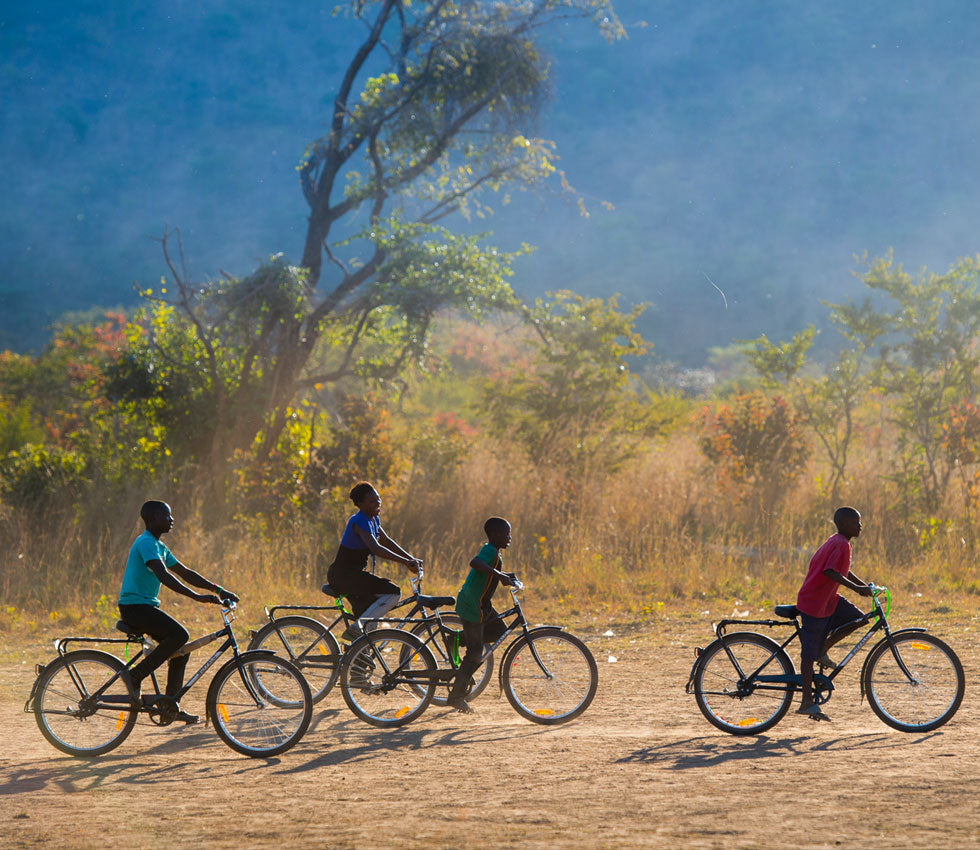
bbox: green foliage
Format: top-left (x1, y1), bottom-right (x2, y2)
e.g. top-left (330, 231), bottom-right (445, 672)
top-left (0, 398), bottom-right (44, 454)
top-left (699, 392), bottom-right (809, 496)
top-left (0, 444), bottom-right (89, 512)
top-left (739, 326), bottom-right (815, 388)
top-left (303, 393), bottom-right (401, 505)
top-left (408, 412), bottom-right (476, 487)
top-left (740, 324), bottom-right (870, 500)
top-left (831, 252), bottom-right (980, 511)
top-left (480, 291), bottom-right (677, 473)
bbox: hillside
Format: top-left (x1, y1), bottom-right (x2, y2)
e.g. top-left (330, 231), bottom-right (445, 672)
top-left (3, 0), bottom-right (979, 361)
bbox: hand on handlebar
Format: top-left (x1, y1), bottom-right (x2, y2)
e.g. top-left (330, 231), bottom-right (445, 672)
top-left (407, 558), bottom-right (423, 575)
top-left (500, 572), bottom-right (519, 587)
top-left (219, 589), bottom-right (240, 604)
top-left (857, 583), bottom-right (874, 598)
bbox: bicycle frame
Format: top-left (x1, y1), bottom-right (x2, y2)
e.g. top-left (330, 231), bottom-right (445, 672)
top-left (28, 605), bottom-right (264, 717)
top-left (694, 590), bottom-right (922, 698)
top-left (359, 579), bottom-right (557, 689)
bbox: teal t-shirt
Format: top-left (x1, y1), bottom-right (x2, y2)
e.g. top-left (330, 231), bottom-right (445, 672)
top-left (118, 530), bottom-right (178, 607)
top-left (455, 543), bottom-right (501, 623)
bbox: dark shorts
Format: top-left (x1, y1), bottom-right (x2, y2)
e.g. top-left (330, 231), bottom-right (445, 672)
top-left (327, 562), bottom-right (400, 618)
top-left (799, 596), bottom-right (864, 661)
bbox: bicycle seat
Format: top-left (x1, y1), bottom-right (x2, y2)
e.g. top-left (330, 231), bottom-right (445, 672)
top-left (321, 584), bottom-right (343, 598)
top-left (416, 594), bottom-right (456, 610)
top-left (115, 620), bottom-right (144, 640)
top-left (774, 604), bottom-right (799, 619)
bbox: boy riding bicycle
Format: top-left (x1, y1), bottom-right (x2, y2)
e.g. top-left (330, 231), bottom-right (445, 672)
top-left (796, 506), bottom-right (873, 720)
top-left (118, 500), bottom-right (239, 723)
top-left (446, 516), bottom-right (518, 714)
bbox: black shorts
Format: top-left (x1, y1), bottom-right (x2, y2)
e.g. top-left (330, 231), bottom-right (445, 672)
top-left (799, 596), bottom-right (864, 661)
top-left (327, 555), bottom-right (400, 618)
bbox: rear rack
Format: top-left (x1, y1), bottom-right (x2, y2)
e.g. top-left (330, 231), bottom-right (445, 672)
top-left (714, 618), bottom-right (798, 637)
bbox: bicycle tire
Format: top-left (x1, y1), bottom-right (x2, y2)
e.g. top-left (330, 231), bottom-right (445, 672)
top-left (340, 629), bottom-right (436, 728)
top-left (248, 615), bottom-right (340, 703)
top-left (405, 614), bottom-right (495, 706)
top-left (863, 632), bottom-right (965, 732)
top-left (206, 653), bottom-right (312, 757)
top-left (33, 649), bottom-right (138, 757)
top-left (500, 628), bottom-right (598, 725)
top-left (692, 631), bottom-right (795, 735)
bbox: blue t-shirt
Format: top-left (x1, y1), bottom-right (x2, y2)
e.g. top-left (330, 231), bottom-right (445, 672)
top-left (340, 512), bottom-right (381, 549)
top-left (118, 530), bottom-right (178, 607)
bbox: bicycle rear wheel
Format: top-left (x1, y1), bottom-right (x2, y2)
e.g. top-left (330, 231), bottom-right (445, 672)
top-left (501, 628), bottom-right (598, 725)
top-left (33, 650), bottom-right (138, 757)
top-left (406, 614), bottom-right (494, 706)
top-left (207, 654), bottom-right (312, 757)
top-left (864, 632), bottom-right (965, 732)
top-left (248, 616), bottom-right (340, 703)
top-left (692, 632), bottom-right (795, 735)
top-left (341, 629), bottom-right (436, 728)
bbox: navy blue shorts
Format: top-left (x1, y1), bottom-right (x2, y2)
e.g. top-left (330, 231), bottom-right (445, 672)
top-left (799, 596), bottom-right (864, 661)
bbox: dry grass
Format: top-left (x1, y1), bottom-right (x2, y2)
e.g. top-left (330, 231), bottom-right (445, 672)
top-left (3, 428), bottom-right (978, 641)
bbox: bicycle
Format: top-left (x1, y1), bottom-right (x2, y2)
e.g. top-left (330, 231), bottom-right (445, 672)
top-left (685, 585), bottom-right (965, 735)
top-left (26, 602), bottom-right (313, 758)
top-left (247, 571), bottom-right (494, 706)
top-left (337, 577), bottom-right (599, 728)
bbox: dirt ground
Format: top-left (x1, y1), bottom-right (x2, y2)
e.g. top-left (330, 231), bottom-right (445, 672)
top-left (1, 609), bottom-right (978, 850)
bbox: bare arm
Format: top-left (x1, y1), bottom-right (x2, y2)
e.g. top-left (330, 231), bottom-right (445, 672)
top-left (469, 555), bottom-right (516, 586)
top-left (354, 524), bottom-right (419, 572)
top-left (823, 568), bottom-right (873, 597)
top-left (378, 527), bottom-right (416, 562)
top-left (171, 561), bottom-right (240, 602)
top-left (145, 559), bottom-right (220, 603)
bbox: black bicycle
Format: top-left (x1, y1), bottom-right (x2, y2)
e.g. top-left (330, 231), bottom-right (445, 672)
top-left (338, 578), bottom-right (599, 728)
top-left (247, 571), bottom-right (494, 706)
top-left (686, 586), bottom-right (965, 735)
top-left (27, 602), bottom-right (313, 758)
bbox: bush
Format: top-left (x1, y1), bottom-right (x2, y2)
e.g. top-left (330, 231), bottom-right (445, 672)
top-left (699, 392), bottom-right (808, 496)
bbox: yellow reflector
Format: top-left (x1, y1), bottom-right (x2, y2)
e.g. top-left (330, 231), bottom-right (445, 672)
top-left (534, 709), bottom-right (554, 716)
top-left (736, 718), bottom-right (758, 727)
top-left (318, 644), bottom-right (328, 655)
top-left (395, 706), bottom-right (411, 719)
top-left (116, 712), bottom-right (126, 730)
top-left (910, 642), bottom-right (932, 650)
top-left (218, 704), bottom-right (230, 723)
top-left (411, 653), bottom-right (419, 663)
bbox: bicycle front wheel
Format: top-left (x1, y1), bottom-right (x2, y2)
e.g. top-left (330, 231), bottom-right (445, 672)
top-left (864, 632), bottom-right (965, 732)
top-left (248, 616), bottom-right (340, 703)
top-left (692, 632), bottom-right (795, 735)
top-left (341, 629), bottom-right (437, 728)
top-left (33, 650), bottom-right (137, 757)
top-left (406, 614), bottom-right (494, 706)
top-left (207, 654), bottom-right (312, 757)
top-left (501, 628), bottom-right (598, 725)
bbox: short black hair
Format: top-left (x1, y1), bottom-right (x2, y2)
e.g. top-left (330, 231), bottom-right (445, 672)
top-left (833, 506), bottom-right (860, 530)
top-left (140, 500), bottom-right (170, 523)
top-left (349, 481), bottom-right (376, 505)
top-left (484, 516), bottom-right (510, 537)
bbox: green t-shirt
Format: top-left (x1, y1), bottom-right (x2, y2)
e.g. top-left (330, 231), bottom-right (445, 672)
top-left (118, 530), bottom-right (178, 607)
top-left (455, 543), bottom-right (501, 623)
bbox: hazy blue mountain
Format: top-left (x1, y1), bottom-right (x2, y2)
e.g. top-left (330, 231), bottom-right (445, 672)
top-left (3, 1), bottom-right (980, 363)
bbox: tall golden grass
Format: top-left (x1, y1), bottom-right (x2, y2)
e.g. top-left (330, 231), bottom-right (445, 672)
top-left (3, 425), bottom-right (977, 638)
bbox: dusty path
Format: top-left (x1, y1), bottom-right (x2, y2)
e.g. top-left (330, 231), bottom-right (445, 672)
top-left (1, 613), bottom-right (977, 849)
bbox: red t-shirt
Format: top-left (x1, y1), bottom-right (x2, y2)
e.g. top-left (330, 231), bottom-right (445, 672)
top-left (796, 533), bottom-right (851, 617)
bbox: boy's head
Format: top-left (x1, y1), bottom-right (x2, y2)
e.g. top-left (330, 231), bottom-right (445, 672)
top-left (349, 481), bottom-right (381, 516)
top-left (833, 506), bottom-right (861, 539)
top-left (140, 500), bottom-right (173, 536)
top-left (484, 516), bottom-right (511, 549)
